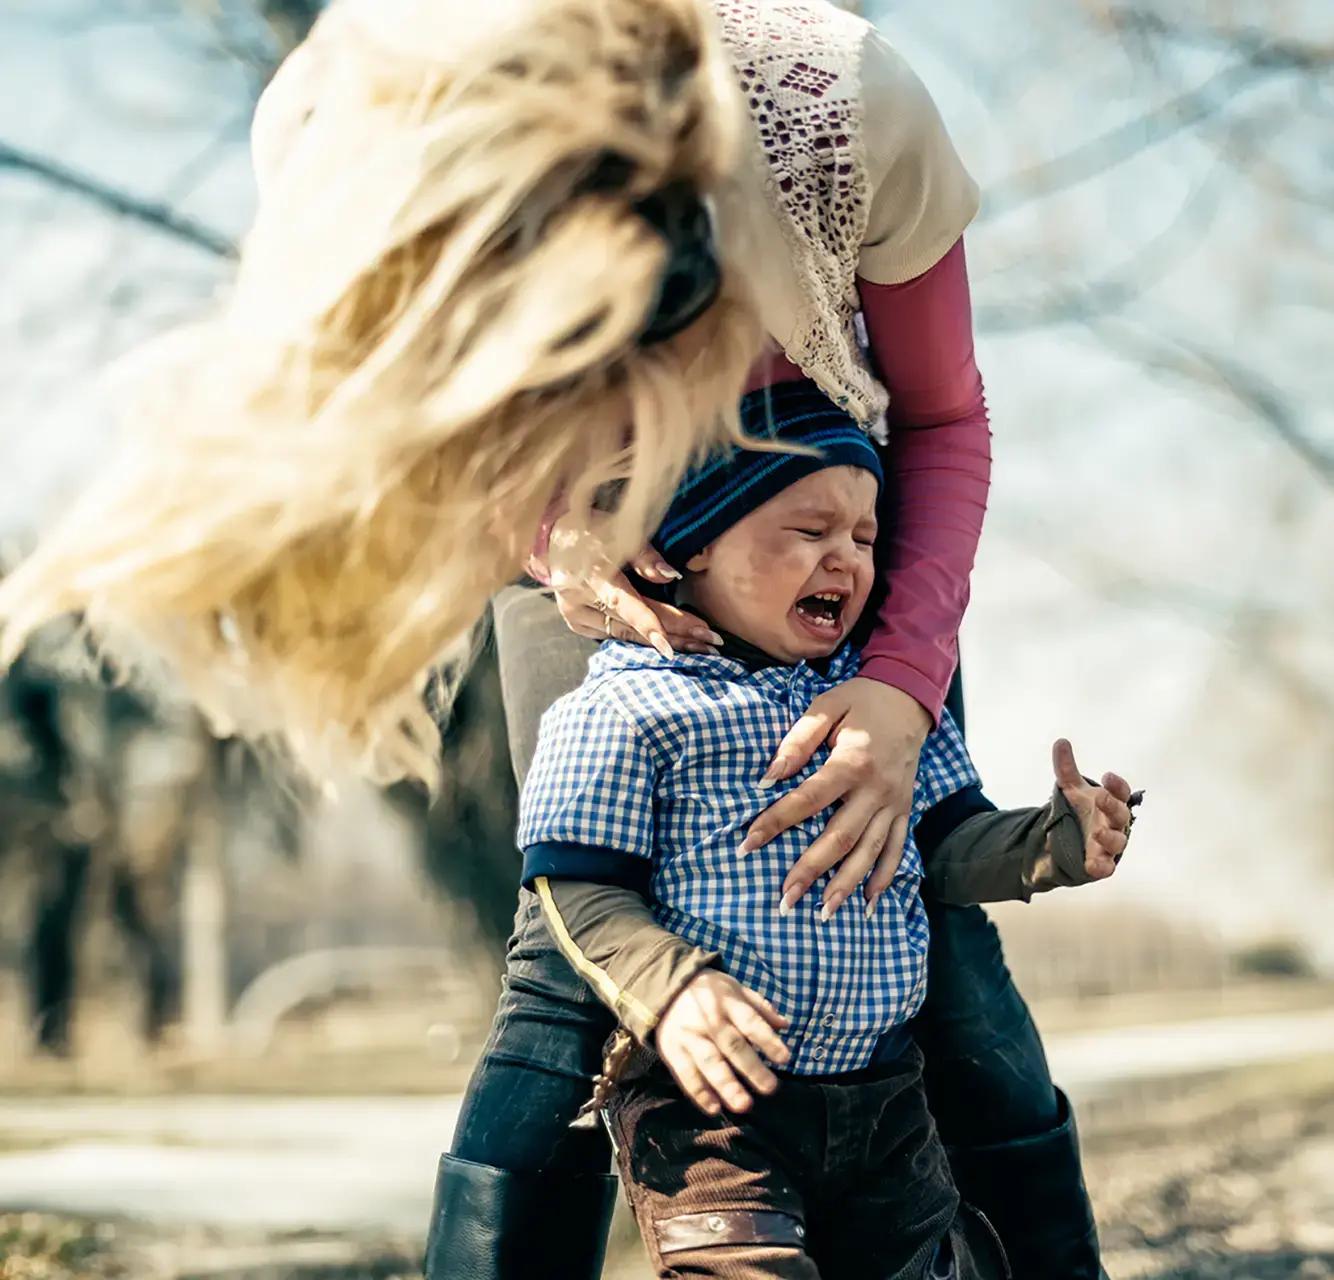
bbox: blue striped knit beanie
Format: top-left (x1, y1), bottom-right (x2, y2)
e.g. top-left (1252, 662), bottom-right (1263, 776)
top-left (655, 382), bottom-right (884, 571)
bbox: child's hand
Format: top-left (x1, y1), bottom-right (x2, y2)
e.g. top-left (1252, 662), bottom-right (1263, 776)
top-left (655, 971), bottom-right (791, 1116)
top-left (1052, 738), bottom-right (1140, 880)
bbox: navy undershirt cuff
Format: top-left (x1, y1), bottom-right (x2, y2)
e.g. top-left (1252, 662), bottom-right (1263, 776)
top-left (521, 842), bottom-right (653, 895)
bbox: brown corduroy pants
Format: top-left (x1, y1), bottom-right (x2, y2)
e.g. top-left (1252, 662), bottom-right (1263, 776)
top-left (606, 1048), bottom-right (1009, 1280)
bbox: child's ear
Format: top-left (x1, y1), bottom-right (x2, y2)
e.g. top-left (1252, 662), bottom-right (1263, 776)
top-left (685, 545), bottom-right (712, 572)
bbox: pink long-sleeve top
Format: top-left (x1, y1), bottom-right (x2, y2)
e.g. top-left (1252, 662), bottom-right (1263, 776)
top-left (531, 238), bottom-right (990, 723)
top-left (743, 239), bottom-right (991, 722)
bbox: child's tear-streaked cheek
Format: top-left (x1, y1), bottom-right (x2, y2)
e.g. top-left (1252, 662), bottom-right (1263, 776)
top-left (739, 535), bottom-right (810, 588)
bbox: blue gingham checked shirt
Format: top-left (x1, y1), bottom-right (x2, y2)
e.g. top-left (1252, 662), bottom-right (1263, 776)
top-left (517, 641), bottom-right (980, 1074)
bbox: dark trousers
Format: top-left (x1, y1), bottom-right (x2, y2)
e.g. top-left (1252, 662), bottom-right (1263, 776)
top-left (608, 1053), bottom-right (975, 1280)
top-left (451, 890), bottom-right (1060, 1176)
top-left (452, 887), bottom-right (615, 1174)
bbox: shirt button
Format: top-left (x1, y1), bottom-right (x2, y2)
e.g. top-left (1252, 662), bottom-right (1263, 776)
top-left (812, 1045), bottom-right (827, 1060)
top-left (821, 1015), bottom-right (835, 1029)
top-left (707, 1215), bottom-right (726, 1233)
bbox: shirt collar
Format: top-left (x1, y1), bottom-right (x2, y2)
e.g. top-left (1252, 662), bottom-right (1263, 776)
top-left (687, 606), bottom-right (859, 682)
top-left (589, 637), bottom-right (860, 684)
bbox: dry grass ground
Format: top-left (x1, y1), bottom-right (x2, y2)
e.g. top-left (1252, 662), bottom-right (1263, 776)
top-left (3, 1055), bottom-right (1331, 1280)
top-left (1084, 1057), bottom-right (1334, 1280)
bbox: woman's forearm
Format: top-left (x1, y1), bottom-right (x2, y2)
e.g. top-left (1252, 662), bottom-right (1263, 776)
top-left (857, 238), bottom-right (992, 722)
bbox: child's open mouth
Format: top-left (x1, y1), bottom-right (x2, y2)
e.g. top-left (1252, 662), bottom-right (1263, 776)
top-left (792, 591), bottom-right (847, 637)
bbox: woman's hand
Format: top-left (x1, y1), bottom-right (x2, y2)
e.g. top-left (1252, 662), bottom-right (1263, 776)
top-left (654, 970), bottom-right (791, 1116)
top-left (1051, 738), bottom-right (1138, 879)
top-left (544, 514), bottom-right (722, 656)
top-left (741, 678), bottom-right (931, 919)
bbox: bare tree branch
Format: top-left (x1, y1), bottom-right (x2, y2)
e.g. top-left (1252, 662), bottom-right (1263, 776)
top-left (975, 160), bottom-right (1225, 332)
top-left (981, 54), bottom-right (1311, 220)
top-left (989, 516), bottom-right (1334, 718)
top-left (1112, 11), bottom-right (1334, 212)
top-left (1109, 9), bottom-right (1334, 70)
top-left (0, 141), bottom-right (236, 259)
top-left (1092, 318), bottom-right (1334, 486)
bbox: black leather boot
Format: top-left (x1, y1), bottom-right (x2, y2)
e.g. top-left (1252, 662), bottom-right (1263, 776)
top-left (423, 1153), bottom-right (619, 1280)
top-left (947, 1090), bottom-right (1103, 1280)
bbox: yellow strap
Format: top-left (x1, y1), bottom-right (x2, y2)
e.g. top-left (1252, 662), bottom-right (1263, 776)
top-left (534, 876), bottom-right (658, 1031)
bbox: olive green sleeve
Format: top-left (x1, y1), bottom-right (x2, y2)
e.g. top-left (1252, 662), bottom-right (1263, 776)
top-left (925, 785), bottom-right (1094, 905)
top-left (533, 876), bottom-right (720, 1045)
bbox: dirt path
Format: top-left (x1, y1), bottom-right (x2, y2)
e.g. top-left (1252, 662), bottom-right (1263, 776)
top-left (1046, 1006), bottom-right (1334, 1093)
top-left (0, 1097), bottom-right (459, 1233)
top-left (1089, 1062), bottom-right (1334, 1279)
top-left (1, 1018), bottom-right (1332, 1277)
top-left (3, 1005), bottom-right (1333, 1237)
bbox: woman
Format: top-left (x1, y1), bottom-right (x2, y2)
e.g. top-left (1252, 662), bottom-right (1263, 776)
top-left (0, 1), bottom-right (1103, 1276)
top-left (423, 5), bottom-right (1103, 1278)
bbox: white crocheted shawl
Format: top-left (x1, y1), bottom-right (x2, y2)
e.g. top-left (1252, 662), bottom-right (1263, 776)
top-left (714, 0), bottom-right (888, 423)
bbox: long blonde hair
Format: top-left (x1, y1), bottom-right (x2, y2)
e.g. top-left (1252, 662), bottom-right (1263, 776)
top-left (0, 0), bottom-right (764, 786)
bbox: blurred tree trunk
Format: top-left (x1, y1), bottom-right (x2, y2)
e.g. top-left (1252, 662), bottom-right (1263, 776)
top-left (5, 651), bottom-right (89, 1056)
top-left (24, 840), bottom-right (91, 1056)
top-left (110, 863), bottom-right (178, 1042)
top-left (180, 748), bottom-right (229, 1053)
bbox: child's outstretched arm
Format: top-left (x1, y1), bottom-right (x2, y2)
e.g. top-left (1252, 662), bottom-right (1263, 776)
top-left (924, 739), bottom-right (1140, 905)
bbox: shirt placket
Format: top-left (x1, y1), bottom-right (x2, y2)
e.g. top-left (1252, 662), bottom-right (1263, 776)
top-left (786, 664), bottom-right (844, 1071)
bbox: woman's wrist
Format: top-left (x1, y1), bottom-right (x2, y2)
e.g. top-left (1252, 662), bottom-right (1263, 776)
top-left (854, 658), bottom-right (941, 732)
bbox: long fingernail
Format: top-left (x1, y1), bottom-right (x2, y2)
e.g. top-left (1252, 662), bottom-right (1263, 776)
top-left (650, 634), bottom-right (674, 658)
top-left (739, 833), bottom-right (760, 856)
top-left (779, 891), bottom-right (796, 917)
top-left (819, 899), bottom-right (839, 923)
top-left (864, 895), bottom-right (879, 920)
top-left (658, 562), bottom-right (682, 580)
top-left (697, 629), bottom-right (723, 645)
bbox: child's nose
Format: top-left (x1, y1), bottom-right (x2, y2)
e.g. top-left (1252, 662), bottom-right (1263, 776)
top-left (822, 540), bottom-right (858, 572)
